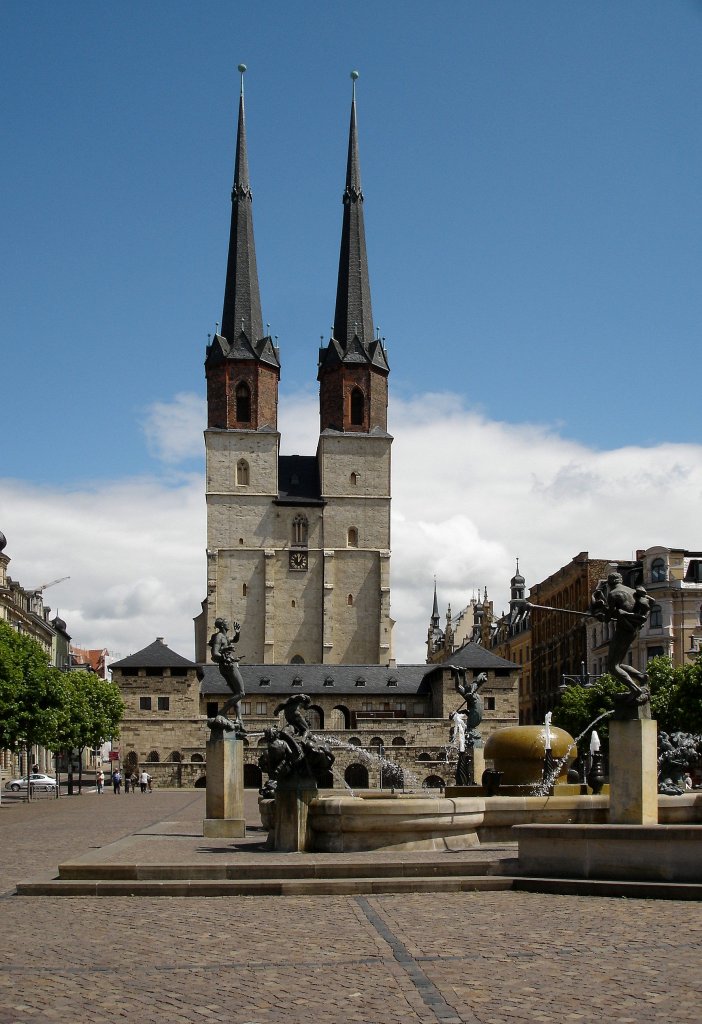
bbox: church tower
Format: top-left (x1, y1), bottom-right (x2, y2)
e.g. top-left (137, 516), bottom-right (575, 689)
top-left (316, 72), bottom-right (393, 664)
top-left (198, 70), bottom-right (392, 666)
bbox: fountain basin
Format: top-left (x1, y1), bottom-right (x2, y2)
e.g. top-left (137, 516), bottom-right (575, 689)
top-left (484, 725), bottom-right (576, 785)
top-left (309, 794), bottom-right (486, 852)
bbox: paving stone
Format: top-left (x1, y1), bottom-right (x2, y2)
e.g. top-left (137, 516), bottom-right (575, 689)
top-left (1, 791), bottom-right (701, 1022)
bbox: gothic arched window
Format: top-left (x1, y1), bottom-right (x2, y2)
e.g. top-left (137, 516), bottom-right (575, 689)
top-left (350, 387), bottom-right (364, 426)
top-left (292, 514), bottom-right (308, 546)
top-left (347, 527), bottom-right (358, 548)
top-left (235, 382), bottom-right (251, 423)
top-left (236, 459), bottom-right (249, 485)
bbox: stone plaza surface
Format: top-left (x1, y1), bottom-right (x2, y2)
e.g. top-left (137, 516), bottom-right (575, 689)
top-left (1, 790), bottom-right (702, 1023)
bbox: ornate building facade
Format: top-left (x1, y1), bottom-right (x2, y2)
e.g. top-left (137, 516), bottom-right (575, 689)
top-left (195, 74), bottom-right (392, 667)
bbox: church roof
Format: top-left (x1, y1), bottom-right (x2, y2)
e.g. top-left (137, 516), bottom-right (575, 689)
top-left (318, 75), bottom-right (389, 378)
top-left (212, 67), bottom-right (269, 362)
top-left (199, 663), bottom-right (434, 697)
top-left (110, 638), bottom-right (198, 670)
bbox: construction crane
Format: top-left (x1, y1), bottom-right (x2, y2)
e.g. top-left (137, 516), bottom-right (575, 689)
top-left (31, 576), bottom-right (70, 593)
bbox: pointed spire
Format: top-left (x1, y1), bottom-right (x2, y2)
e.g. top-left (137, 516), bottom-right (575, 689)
top-left (332, 70), bottom-right (374, 348)
top-left (431, 578), bottom-right (440, 627)
top-left (220, 63), bottom-right (264, 346)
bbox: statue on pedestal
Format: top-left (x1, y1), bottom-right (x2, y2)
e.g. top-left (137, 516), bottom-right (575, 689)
top-left (449, 668), bottom-right (487, 785)
top-left (208, 618), bottom-right (247, 736)
top-left (590, 572), bottom-right (653, 717)
top-left (259, 693), bottom-right (334, 795)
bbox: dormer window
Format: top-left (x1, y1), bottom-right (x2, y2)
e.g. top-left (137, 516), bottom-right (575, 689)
top-left (387, 675), bottom-right (398, 687)
top-left (292, 675), bottom-right (303, 687)
top-left (323, 676), bottom-right (334, 687)
top-left (651, 557), bottom-right (667, 583)
top-left (355, 676), bottom-right (366, 687)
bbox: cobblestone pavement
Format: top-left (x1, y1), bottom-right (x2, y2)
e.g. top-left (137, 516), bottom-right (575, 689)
top-left (1, 791), bottom-right (701, 1023)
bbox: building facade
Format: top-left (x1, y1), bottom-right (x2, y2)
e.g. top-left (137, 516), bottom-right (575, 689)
top-left (111, 637), bottom-right (520, 791)
top-left (196, 74), bottom-right (392, 667)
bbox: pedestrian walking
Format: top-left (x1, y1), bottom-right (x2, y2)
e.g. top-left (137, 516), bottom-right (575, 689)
top-left (147, 773), bottom-right (153, 793)
top-left (139, 770), bottom-right (148, 794)
top-left (130, 773), bottom-right (138, 794)
top-left (112, 769), bottom-right (122, 795)
top-left (124, 774), bottom-right (131, 794)
top-left (96, 770), bottom-right (104, 794)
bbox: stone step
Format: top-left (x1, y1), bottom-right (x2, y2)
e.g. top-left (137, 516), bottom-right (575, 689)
top-left (56, 856), bottom-right (517, 882)
top-left (513, 876), bottom-right (702, 901)
top-left (16, 874), bottom-right (516, 897)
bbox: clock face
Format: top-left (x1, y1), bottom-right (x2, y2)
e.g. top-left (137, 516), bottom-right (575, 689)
top-left (289, 550), bottom-right (308, 571)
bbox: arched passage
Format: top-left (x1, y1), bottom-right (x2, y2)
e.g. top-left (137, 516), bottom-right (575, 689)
top-left (329, 705), bottom-right (351, 730)
top-left (422, 775), bottom-right (445, 789)
top-left (345, 764), bottom-right (369, 789)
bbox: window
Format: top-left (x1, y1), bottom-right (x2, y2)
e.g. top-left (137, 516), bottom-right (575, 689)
top-left (236, 459), bottom-right (250, 485)
top-left (484, 696), bottom-right (496, 711)
top-left (235, 382), bottom-right (251, 422)
top-left (292, 514), bottom-right (308, 546)
top-left (347, 527), bottom-right (358, 548)
top-left (647, 646), bottom-right (665, 660)
top-left (291, 675), bottom-right (303, 686)
top-left (350, 387), bottom-right (364, 426)
top-left (241, 702), bottom-right (251, 716)
top-left (347, 594), bottom-right (354, 606)
top-left (291, 655), bottom-right (305, 665)
top-left (323, 676), bottom-right (334, 687)
top-left (139, 696), bottom-right (152, 711)
top-left (355, 676), bottom-right (366, 686)
top-left (242, 583), bottom-right (247, 597)
top-left (651, 557), bottom-right (666, 583)
top-left (157, 696), bottom-right (170, 712)
top-left (147, 750), bottom-right (160, 763)
top-left (256, 702), bottom-right (267, 716)
top-left (350, 472), bottom-right (359, 486)
top-left (206, 701), bottom-right (218, 718)
top-left (259, 676), bottom-right (271, 687)
top-left (649, 604), bottom-right (663, 628)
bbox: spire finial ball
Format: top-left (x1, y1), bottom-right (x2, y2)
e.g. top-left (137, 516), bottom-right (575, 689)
top-left (238, 64), bottom-right (247, 74)
top-left (350, 70), bottom-right (359, 81)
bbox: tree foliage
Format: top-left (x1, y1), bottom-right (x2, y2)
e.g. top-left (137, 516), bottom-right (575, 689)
top-left (0, 620), bottom-right (67, 755)
top-left (0, 622), bottom-right (125, 786)
top-left (553, 655), bottom-right (702, 745)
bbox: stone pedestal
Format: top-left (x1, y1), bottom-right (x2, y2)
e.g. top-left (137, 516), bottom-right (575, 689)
top-left (473, 746), bottom-right (485, 784)
top-left (609, 718), bottom-right (658, 825)
top-left (203, 732), bottom-right (246, 839)
top-left (274, 779), bottom-right (317, 852)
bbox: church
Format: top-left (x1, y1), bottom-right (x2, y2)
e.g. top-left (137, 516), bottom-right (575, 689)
top-left (111, 73), bottom-right (520, 790)
top-left (194, 69), bottom-right (392, 667)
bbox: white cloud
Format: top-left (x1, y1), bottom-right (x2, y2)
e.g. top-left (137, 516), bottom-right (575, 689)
top-left (142, 392), bottom-right (205, 463)
top-left (1, 389), bottom-right (701, 666)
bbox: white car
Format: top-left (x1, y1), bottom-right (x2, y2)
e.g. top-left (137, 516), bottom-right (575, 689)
top-left (5, 773), bottom-right (57, 792)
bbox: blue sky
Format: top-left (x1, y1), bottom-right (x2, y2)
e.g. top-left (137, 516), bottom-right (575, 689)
top-left (2, 2), bottom-right (701, 661)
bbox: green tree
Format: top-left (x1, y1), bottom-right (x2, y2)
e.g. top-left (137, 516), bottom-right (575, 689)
top-left (0, 620), bottom-right (67, 799)
top-left (553, 655), bottom-right (702, 746)
top-left (53, 671), bottom-right (124, 793)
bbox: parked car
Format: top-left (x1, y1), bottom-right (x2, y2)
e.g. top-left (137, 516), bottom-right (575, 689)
top-left (5, 773), bottom-right (57, 792)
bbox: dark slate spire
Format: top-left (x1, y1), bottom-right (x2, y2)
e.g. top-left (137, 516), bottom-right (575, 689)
top-left (220, 65), bottom-right (264, 346)
top-left (431, 579), bottom-right (440, 628)
top-left (332, 71), bottom-right (374, 349)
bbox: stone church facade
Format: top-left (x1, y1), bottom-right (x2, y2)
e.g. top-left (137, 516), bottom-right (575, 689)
top-left (110, 76), bottom-right (520, 789)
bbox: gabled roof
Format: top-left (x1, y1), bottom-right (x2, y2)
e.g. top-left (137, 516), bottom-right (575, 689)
top-left (199, 663), bottom-right (434, 697)
top-left (110, 638), bottom-right (197, 671)
top-left (439, 641), bottom-right (518, 671)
